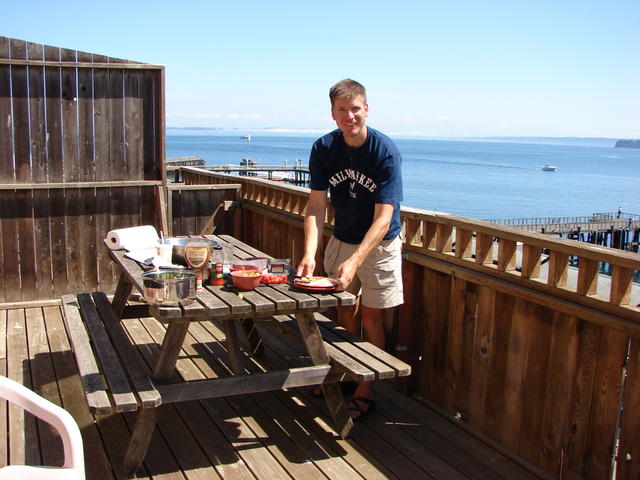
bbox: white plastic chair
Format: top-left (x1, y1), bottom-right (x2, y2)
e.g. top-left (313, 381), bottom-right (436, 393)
top-left (0, 376), bottom-right (85, 479)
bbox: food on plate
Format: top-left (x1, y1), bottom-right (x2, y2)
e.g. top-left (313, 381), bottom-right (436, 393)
top-left (296, 276), bottom-right (337, 287)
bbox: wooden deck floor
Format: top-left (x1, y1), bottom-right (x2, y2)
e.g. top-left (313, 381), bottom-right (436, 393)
top-left (1, 304), bottom-right (549, 480)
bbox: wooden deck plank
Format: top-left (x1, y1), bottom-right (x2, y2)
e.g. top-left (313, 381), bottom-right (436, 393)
top-left (172, 400), bottom-right (257, 480)
top-left (127, 310), bottom-right (291, 479)
top-left (24, 307), bottom-right (65, 467)
top-left (120, 411), bottom-right (183, 480)
top-left (197, 320), bottom-right (375, 480)
top-left (94, 412), bottom-right (150, 480)
top-left (42, 305), bottom-right (115, 479)
top-left (0, 310), bottom-right (7, 466)
top-left (141, 324), bottom-right (257, 480)
top-left (375, 382), bottom-right (547, 480)
top-left (224, 321), bottom-right (410, 479)
top-left (148, 317), bottom-right (355, 479)
top-left (6, 308), bottom-right (40, 467)
top-left (185, 323), bottom-right (333, 480)
top-left (3, 305), bottom-right (552, 479)
top-left (119, 312), bottom-right (222, 479)
top-left (251, 323), bottom-right (439, 480)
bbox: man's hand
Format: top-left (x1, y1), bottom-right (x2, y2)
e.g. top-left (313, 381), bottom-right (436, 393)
top-left (335, 203), bottom-right (395, 290)
top-left (336, 256), bottom-right (358, 291)
top-left (296, 256), bottom-right (316, 278)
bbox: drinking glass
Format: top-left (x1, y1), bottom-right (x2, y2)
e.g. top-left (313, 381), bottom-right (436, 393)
top-left (221, 242), bottom-right (234, 267)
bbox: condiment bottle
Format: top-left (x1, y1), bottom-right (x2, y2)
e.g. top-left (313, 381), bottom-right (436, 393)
top-left (184, 243), bottom-right (211, 292)
top-left (184, 244), bottom-right (211, 270)
top-left (210, 262), bottom-right (224, 286)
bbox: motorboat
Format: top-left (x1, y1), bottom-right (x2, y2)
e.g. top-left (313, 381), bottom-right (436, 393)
top-left (241, 134), bottom-right (251, 141)
top-left (542, 164), bottom-right (557, 171)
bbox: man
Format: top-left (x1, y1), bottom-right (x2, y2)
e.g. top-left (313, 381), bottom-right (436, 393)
top-left (297, 79), bottom-right (404, 421)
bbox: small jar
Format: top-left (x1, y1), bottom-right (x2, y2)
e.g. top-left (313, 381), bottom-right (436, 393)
top-left (210, 262), bottom-right (225, 286)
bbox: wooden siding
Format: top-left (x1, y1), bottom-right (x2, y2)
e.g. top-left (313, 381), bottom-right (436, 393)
top-left (0, 36), bottom-right (165, 302)
top-left (181, 167), bottom-right (640, 480)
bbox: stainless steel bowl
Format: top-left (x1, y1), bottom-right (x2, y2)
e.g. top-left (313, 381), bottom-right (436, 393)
top-left (160, 237), bottom-right (217, 265)
top-left (142, 270), bottom-right (197, 306)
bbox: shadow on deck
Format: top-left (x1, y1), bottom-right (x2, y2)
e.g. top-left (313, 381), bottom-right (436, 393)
top-left (1, 304), bottom-right (548, 479)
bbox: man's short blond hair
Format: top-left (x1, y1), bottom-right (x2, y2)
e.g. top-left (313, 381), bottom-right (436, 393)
top-left (329, 79), bottom-right (367, 106)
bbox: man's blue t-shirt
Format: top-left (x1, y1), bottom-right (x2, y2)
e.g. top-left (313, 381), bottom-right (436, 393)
top-left (308, 128), bottom-right (403, 244)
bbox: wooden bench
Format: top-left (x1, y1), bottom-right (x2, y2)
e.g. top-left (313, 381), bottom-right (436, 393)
top-left (264, 313), bottom-right (411, 384)
top-left (60, 292), bottom-right (161, 415)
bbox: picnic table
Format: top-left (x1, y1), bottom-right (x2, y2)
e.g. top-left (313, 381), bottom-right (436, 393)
top-left (61, 234), bottom-right (410, 476)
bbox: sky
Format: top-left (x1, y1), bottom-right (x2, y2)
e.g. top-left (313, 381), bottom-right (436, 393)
top-left (2, 0), bottom-right (639, 138)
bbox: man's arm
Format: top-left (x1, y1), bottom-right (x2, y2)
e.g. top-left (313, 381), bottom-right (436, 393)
top-left (296, 189), bottom-right (328, 277)
top-left (336, 203), bottom-right (394, 289)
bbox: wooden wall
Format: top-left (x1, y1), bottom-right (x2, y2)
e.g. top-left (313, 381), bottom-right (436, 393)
top-left (0, 36), bottom-right (165, 302)
top-left (182, 167), bottom-right (640, 480)
top-left (167, 183), bottom-right (240, 237)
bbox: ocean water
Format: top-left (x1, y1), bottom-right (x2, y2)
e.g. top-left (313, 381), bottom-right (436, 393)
top-left (167, 132), bottom-right (640, 221)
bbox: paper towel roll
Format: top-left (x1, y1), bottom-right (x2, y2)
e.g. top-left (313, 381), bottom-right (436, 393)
top-left (106, 225), bottom-right (159, 251)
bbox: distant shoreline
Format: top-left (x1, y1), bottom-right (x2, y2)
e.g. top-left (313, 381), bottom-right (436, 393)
top-left (166, 128), bottom-right (624, 148)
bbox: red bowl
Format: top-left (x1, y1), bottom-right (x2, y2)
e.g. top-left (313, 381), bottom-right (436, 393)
top-left (230, 264), bottom-right (261, 273)
top-left (231, 270), bottom-right (263, 291)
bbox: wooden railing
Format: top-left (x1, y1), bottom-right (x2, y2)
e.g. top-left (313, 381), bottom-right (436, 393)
top-left (183, 166), bottom-right (640, 319)
top-left (182, 167), bottom-right (640, 480)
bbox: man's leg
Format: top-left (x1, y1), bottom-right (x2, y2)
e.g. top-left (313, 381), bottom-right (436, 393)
top-left (351, 305), bottom-right (384, 407)
top-left (336, 299), bottom-right (360, 336)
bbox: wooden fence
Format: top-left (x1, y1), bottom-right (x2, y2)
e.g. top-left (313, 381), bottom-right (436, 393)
top-left (0, 36), bottom-right (165, 302)
top-left (182, 167), bottom-right (640, 480)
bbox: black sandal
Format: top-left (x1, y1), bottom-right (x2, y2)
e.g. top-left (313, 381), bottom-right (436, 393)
top-left (310, 381), bottom-right (358, 398)
top-left (348, 396), bottom-right (376, 422)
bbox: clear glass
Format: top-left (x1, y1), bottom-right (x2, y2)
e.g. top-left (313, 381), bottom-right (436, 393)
top-left (221, 242), bottom-right (234, 266)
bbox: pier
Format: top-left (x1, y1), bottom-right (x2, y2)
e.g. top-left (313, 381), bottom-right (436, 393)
top-left (207, 162), bottom-right (310, 184)
top-left (166, 157), bottom-right (310, 184)
top-left (484, 211), bottom-right (640, 252)
top-left (166, 156), bottom-right (206, 182)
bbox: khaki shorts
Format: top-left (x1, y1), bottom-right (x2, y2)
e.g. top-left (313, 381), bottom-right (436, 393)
top-left (323, 235), bottom-right (404, 309)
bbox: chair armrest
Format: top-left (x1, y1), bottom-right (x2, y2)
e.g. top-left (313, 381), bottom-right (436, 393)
top-left (0, 376), bottom-right (84, 472)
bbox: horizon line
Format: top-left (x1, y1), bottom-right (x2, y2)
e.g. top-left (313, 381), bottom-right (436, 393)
top-left (165, 127), bottom-right (635, 141)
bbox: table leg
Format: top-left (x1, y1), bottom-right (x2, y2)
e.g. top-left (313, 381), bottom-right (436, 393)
top-left (223, 320), bottom-right (245, 375)
top-left (241, 318), bottom-right (264, 357)
top-left (295, 312), bottom-right (353, 438)
top-left (112, 273), bottom-right (133, 320)
top-left (152, 321), bottom-right (190, 382)
top-left (124, 407), bottom-right (158, 475)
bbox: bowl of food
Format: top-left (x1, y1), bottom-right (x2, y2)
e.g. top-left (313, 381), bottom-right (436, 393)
top-left (231, 269), bottom-right (263, 291)
top-left (230, 264), bottom-right (262, 273)
top-left (142, 269), bottom-right (198, 306)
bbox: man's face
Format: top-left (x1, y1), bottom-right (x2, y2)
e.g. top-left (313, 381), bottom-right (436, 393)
top-left (331, 94), bottom-right (369, 142)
